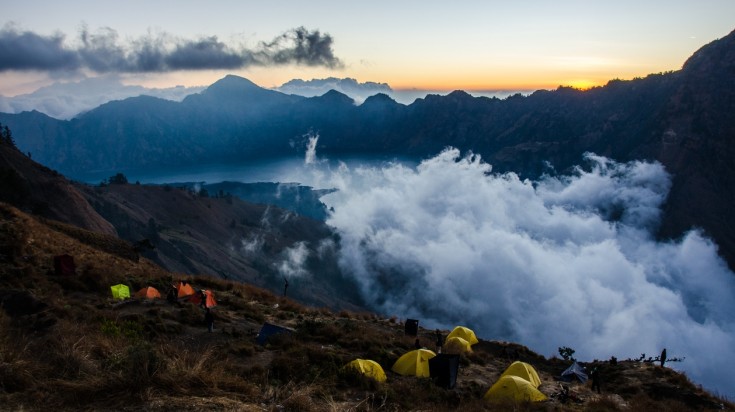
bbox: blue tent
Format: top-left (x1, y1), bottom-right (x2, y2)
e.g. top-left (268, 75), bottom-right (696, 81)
top-left (256, 322), bottom-right (294, 345)
top-left (560, 362), bottom-right (588, 383)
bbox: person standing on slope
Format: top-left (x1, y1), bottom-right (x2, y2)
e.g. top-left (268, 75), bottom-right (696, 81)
top-left (204, 308), bottom-right (214, 333)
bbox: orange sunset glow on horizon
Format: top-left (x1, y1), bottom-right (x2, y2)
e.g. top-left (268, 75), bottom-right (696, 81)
top-left (1, 1), bottom-right (733, 99)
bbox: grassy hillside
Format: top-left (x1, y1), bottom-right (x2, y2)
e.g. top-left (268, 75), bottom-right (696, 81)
top-left (75, 180), bottom-right (362, 310)
top-left (1, 130), bottom-right (362, 310)
top-left (0, 202), bottom-right (731, 411)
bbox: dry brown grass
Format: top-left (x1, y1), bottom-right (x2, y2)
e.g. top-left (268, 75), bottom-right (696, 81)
top-left (0, 312), bottom-right (45, 394)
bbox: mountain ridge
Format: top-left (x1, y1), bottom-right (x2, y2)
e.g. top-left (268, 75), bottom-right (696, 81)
top-left (1, 29), bottom-right (734, 269)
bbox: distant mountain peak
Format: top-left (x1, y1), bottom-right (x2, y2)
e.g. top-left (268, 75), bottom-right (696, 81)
top-left (361, 93), bottom-right (400, 107)
top-left (183, 74), bottom-right (296, 106)
top-left (446, 90), bottom-right (473, 99)
top-left (204, 75), bottom-right (263, 94)
top-left (313, 89), bottom-right (355, 105)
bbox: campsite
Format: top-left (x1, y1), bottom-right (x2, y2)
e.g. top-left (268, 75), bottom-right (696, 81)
top-left (0, 203), bottom-right (731, 411)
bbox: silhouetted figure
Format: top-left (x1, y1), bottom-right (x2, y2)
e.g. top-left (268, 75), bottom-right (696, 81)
top-left (435, 329), bottom-right (443, 353)
top-left (660, 348), bottom-right (667, 367)
top-left (415, 338), bottom-right (421, 349)
top-left (283, 277), bottom-right (289, 297)
top-left (166, 285), bottom-right (177, 303)
top-left (204, 308), bottom-right (214, 333)
top-left (199, 289), bottom-right (207, 308)
top-left (590, 367), bottom-right (601, 394)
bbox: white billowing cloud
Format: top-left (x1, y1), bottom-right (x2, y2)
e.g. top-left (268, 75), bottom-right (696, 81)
top-left (240, 234), bottom-right (264, 254)
top-left (321, 148), bottom-right (735, 396)
top-left (276, 241), bottom-right (310, 279)
top-left (304, 133), bottom-right (319, 165)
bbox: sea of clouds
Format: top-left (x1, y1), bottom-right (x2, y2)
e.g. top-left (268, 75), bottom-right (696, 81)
top-left (311, 148), bottom-right (735, 397)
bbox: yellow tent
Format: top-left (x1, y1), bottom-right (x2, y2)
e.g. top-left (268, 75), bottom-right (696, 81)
top-left (110, 284), bottom-right (130, 300)
top-left (484, 375), bottom-right (547, 403)
top-left (345, 359), bottom-right (387, 382)
top-left (391, 349), bottom-right (436, 377)
top-left (446, 326), bottom-right (479, 345)
top-left (500, 361), bottom-right (542, 388)
top-left (443, 336), bottom-right (472, 354)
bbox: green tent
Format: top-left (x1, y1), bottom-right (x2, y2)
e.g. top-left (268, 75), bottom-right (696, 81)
top-left (110, 284), bottom-right (130, 300)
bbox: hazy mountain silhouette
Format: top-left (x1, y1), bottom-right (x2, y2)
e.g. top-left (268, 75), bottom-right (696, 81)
top-left (274, 77), bottom-right (392, 103)
top-left (1, 29), bottom-right (734, 268)
top-left (0, 76), bottom-right (203, 120)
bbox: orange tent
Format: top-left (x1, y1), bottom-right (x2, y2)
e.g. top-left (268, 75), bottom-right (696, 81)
top-left (188, 289), bottom-right (217, 308)
top-left (135, 286), bottom-right (161, 299)
top-left (176, 281), bottom-right (196, 298)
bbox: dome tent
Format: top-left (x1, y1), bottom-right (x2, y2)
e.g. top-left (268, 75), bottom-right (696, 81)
top-left (500, 361), bottom-right (542, 388)
top-left (345, 359), bottom-right (387, 382)
top-left (188, 289), bottom-right (217, 308)
top-left (560, 361), bottom-right (588, 383)
top-left (391, 349), bottom-right (436, 377)
top-left (135, 286), bottom-right (161, 299)
top-left (175, 281), bottom-right (195, 298)
top-left (446, 326), bottom-right (479, 345)
top-left (484, 375), bottom-right (547, 403)
top-left (443, 336), bottom-right (472, 354)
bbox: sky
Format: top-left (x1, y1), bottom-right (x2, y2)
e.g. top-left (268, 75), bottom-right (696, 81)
top-left (1, 0), bottom-right (734, 97)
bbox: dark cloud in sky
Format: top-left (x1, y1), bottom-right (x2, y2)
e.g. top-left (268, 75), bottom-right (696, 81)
top-left (77, 26), bottom-right (132, 72)
top-left (0, 28), bottom-right (80, 71)
top-left (0, 25), bottom-right (342, 73)
top-left (260, 27), bottom-right (343, 68)
top-left (165, 36), bottom-right (254, 70)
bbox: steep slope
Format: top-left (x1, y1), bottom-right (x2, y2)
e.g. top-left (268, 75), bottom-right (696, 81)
top-left (75, 181), bottom-right (362, 310)
top-left (0, 202), bottom-right (730, 411)
top-left (0, 133), bottom-right (115, 235)
top-left (653, 31), bottom-right (735, 266)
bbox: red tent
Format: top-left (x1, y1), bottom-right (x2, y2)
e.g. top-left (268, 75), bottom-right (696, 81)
top-left (135, 286), bottom-right (162, 299)
top-left (53, 254), bottom-right (76, 276)
top-left (188, 289), bottom-right (217, 308)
